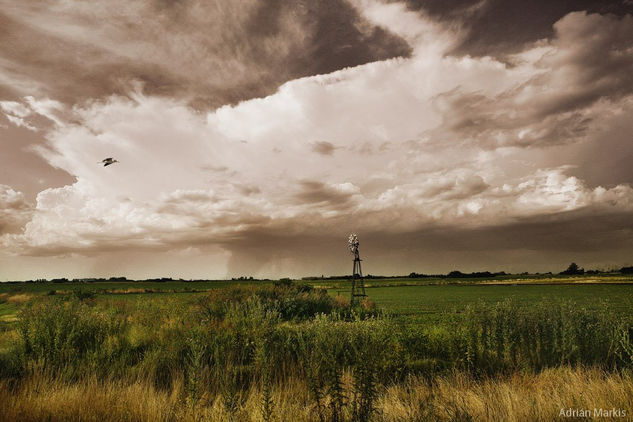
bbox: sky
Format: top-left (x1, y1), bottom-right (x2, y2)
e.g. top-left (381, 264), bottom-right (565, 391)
top-left (1, 0), bottom-right (633, 280)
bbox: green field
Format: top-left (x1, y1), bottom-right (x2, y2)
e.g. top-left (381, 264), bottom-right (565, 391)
top-left (3, 276), bottom-right (633, 325)
top-left (358, 283), bottom-right (633, 319)
top-left (0, 280), bottom-right (252, 294)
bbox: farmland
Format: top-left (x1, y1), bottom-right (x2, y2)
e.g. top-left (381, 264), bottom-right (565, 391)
top-left (3, 275), bottom-right (633, 324)
top-left (1, 276), bottom-right (633, 421)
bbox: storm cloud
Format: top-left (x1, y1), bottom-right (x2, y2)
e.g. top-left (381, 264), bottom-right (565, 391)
top-left (0, 0), bottom-right (411, 108)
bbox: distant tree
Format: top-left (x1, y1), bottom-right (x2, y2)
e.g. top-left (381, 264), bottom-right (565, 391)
top-left (560, 262), bottom-right (584, 275)
top-left (274, 278), bottom-right (293, 288)
top-left (51, 278), bottom-right (69, 283)
top-left (620, 266), bottom-right (633, 274)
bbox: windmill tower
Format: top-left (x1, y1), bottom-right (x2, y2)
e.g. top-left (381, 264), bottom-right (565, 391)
top-left (348, 234), bottom-right (366, 304)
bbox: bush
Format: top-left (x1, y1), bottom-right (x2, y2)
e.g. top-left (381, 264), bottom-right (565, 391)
top-left (72, 289), bottom-right (96, 301)
top-left (198, 284), bottom-right (335, 322)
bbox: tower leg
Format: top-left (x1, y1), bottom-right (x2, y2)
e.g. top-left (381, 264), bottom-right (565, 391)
top-left (351, 256), bottom-right (366, 305)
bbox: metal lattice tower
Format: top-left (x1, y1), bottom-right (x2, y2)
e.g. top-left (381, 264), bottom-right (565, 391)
top-left (348, 234), bottom-right (366, 304)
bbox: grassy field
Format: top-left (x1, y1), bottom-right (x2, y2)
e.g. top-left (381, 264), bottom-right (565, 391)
top-left (2, 275), bottom-right (633, 421)
top-left (3, 274), bottom-right (633, 322)
top-left (356, 283), bottom-right (633, 321)
top-left (0, 279), bottom-right (253, 294)
top-left (4, 275), bottom-right (632, 326)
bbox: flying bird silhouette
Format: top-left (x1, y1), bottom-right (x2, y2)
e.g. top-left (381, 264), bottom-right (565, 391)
top-left (100, 157), bottom-right (118, 167)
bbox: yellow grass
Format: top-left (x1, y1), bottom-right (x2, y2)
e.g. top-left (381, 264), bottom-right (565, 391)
top-left (5, 293), bottom-right (34, 304)
top-left (480, 277), bottom-right (633, 285)
top-left (333, 294), bottom-right (351, 308)
top-left (1, 367), bottom-right (632, 421)
top-left (378, 367), bottom-right (633, 421)
top-left (0, 315), bottom-right (18, 323)
top-left (105, 288), bottom-right (156, 294)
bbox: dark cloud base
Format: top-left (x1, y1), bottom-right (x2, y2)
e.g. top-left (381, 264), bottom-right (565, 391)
top-left (217, 207), bottom-right (633, 277)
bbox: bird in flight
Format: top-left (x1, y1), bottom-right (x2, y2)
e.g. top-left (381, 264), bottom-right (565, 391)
top-left (100, 157), bottom-right (118, 167)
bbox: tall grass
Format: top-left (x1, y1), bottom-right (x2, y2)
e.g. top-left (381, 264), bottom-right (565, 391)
top-left (449, 300), bottom-right (629, 374)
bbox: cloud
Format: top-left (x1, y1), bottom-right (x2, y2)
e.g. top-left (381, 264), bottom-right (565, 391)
top-left (4, 114), bottom-right (36, 131)
top-left (294, 181), bottom-right (361, 208)
top-left (0, 185), bottom-right (32, 234)
top-left (396, 0), bottom-right (633, 57)
top-left (0, 0), bottom-right (411, 108)
top-left (0, 101), bottom-right (30, 118)
top-left (425, 12), bottom-right (633, 150)
top-left (2, 7), bottom-right (633, 277)
top-left (310, 141), bottom-right (337, 156)
top-left (0, 96), bottom-right (66, 131)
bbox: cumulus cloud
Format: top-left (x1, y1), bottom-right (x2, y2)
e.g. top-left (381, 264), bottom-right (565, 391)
top-left (0, 185), bottom-right (32, 234)
top-left (2, 4), bottom-right (633, 277)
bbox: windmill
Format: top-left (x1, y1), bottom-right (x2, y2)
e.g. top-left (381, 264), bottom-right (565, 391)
top-left (348, 233), bottom-right (367, 304)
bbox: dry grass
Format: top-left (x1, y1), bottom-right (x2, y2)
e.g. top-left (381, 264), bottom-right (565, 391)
top-left (378, 367), bottom-right (633, 421)
top-left (105, 288), bottom-right (157, 295)
top-left (4, 293), bottom-right (33, 304)
top-left (0, 315), bottom-right (18, 323)
top-left (333, 294), bottom-right (351, 308)
top-left (0, 374), bottom-right (314, 422)
top-left (480, 277), bottom-right (633, 285)
top-left (1, 367), bottom-right (632, 421)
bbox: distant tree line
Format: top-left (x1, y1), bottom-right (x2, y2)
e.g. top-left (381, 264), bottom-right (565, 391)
top-left (6, 263), bottom-right (633, 284)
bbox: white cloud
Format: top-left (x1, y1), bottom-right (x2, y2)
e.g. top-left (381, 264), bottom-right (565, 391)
top-left (24, 96), bottom-right (65, 126)
top-left (0, 96), bottom-right (67, 130)
top-left (4, 114), bottom-right (37, 131)
top-left (0, 101), bottom-right (31, 118)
